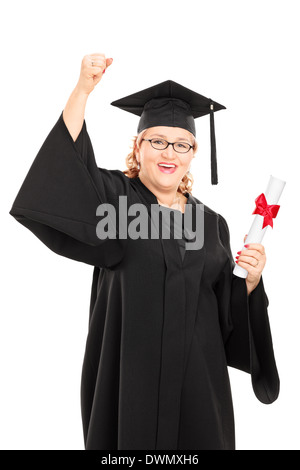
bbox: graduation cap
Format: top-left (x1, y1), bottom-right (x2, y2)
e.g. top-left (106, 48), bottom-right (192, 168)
top-left (110, 80), bottom-right (226, 185)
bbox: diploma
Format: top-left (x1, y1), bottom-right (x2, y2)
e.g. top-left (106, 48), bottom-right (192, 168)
top-left (233, 175), bottom-right (286, 279)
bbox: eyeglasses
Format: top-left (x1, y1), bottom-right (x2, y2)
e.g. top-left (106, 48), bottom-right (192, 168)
top-left (142, 138), bottom-right (194, 154)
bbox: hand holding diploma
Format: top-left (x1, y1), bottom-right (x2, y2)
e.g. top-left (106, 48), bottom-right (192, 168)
top-left (235, 234), bottom-right (267, 295)
top-left (233, 175), bottom-right (286, 294)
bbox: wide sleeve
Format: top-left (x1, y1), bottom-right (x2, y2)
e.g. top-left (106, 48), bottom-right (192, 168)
top-left (9, 111), bottom-right (130, 268)
top-left (214, 213), bottom-right (280, 404)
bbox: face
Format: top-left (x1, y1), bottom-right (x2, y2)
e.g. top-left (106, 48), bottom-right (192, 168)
top-left (135, 126), bottom-right (195, 193)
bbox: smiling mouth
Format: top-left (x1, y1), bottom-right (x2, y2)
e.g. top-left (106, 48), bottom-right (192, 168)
top-left (157, 163), bottom-right (177, 174)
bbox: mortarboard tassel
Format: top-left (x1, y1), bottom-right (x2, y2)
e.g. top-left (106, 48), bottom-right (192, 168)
top-left (210, 101), bottom-right (218, 185)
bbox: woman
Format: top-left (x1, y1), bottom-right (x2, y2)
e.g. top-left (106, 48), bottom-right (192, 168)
top-left (9, 53), bottom-right (279, 450)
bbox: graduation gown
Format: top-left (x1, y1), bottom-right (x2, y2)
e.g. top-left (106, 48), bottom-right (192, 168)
top-left (9, 111), bottom-right (280, 450)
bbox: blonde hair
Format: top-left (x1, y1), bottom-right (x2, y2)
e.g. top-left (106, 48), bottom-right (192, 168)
top-left (122, 129), bottom-right (198, 195)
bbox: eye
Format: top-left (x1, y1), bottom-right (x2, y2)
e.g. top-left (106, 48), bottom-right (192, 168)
top-left (177, 142), bottom-right (190, 149)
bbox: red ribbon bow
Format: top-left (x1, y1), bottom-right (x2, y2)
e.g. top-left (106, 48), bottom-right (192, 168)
top-left (252, 193), bottom-right (280, 229)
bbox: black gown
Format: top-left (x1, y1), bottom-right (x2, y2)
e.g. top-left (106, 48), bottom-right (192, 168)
top-left (9, 111), bottom-right (280, 450)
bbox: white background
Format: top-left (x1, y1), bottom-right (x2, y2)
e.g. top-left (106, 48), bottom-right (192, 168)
top-left (1, 0), bottom-right (299, 450)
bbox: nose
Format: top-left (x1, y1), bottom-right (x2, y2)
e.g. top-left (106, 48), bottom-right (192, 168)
top-left (161, 143), bottom-right (176, 158)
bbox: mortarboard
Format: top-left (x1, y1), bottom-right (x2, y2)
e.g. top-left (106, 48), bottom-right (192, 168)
top-left (110, 80), bottom-right (226, 185)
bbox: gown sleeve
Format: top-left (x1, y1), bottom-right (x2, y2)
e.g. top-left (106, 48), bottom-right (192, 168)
top-left (215, 213), bottom-right (280, 405)
top-left (9, 111), bottom-right (129, 268)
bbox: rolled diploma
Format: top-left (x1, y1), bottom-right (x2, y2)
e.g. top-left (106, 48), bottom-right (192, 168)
top-left (233, 175), bottom-right (286, 278)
